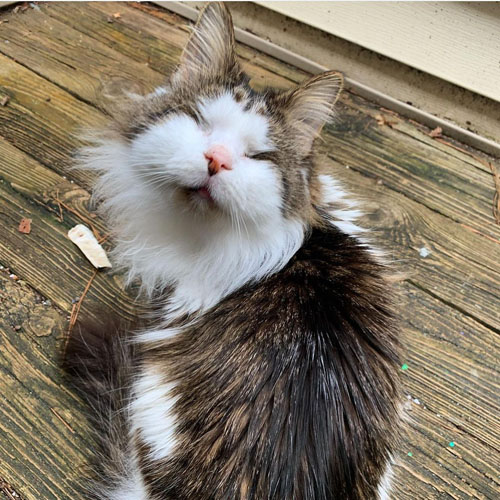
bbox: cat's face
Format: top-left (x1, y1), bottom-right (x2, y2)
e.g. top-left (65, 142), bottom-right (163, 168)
top-left (122, 3), bottom-right (342, 227)
top-left (129, 90), bottom-right (280, 223)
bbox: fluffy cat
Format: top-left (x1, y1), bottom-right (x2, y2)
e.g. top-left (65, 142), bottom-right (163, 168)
top-left (65, 3), bottom-right (401, 499)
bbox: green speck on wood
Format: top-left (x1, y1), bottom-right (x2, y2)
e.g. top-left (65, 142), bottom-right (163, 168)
top-left (449, 442), bottom-right (455, 447)
top-left (408, 452), bottom-right (413, 457)
top-left (401, 363), bottom-right (409, 371)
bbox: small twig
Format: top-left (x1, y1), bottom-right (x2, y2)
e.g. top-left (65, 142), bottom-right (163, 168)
top-left (374, 113), bottom-right (396, 128)
top-left (429, 126), bottom-right (442, 138)
top-left (97, 234), bottom-right (110, 244)
top-left (55, 189), bottom-right (64, 222)
top-left (434, 137), bottom-right (489, 167)
top-left (379, 106), bottom-right (400, 117)
top-left (460, 224), bottom-right (500, 245)
top-left (63, 304), bottom-right (77, 355)
top-left (2, 488), bottom-right (15, 500)
top-left (53, 194), bottom-right (101, 240)
top-left (375, 104), bottom-right (499, 225)
top-left (0, 477), bottom-right (20, 500)
top-left (65, 269), bottom-right (98, 349)
top-left (488, 162), bottom-right (500, 224)
top-left (50, 407), bottom-right (75, 434)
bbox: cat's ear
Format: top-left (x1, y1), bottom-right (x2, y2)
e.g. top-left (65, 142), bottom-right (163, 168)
top-left (172, 2), bottom-right (237, 85)
top-left (282, 71), bottom-right (343, 155)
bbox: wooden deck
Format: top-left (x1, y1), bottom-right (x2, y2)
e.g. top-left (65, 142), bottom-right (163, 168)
top-left (0, 3), bottom-right (498, 499)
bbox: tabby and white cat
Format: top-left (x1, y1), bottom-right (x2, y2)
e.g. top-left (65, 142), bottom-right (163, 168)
top-left (66, 3), bottom-right (401, 499)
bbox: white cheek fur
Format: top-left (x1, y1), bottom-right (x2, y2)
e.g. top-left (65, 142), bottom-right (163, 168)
top-left (318, 174), bottom-right (386, 261)
top-left (129, 114), bottom-right (208, 188)
top-left (212, 157), bottom-right (282, 223)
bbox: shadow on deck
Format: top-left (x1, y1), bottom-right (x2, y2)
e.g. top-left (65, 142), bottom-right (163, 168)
top-left (0, 2), bottom-right (498, 499)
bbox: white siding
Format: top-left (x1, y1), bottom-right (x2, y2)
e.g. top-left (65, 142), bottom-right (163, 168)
top-left (257, 2), bottom-right (500, 103)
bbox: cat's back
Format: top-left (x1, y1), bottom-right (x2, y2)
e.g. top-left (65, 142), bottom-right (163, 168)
top-left (147, 226), bottom-right (400, 499)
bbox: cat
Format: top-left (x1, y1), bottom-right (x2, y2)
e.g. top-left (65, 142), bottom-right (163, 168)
top-left (65, 3), bottom-right (401, 499)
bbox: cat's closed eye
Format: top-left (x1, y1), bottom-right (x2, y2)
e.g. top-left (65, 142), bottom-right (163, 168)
top-left (245, 151), bottom-right (273, 160)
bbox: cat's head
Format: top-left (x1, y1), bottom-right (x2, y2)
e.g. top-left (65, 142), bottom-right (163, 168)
top-left (118, 2), bottom-right (343, 228)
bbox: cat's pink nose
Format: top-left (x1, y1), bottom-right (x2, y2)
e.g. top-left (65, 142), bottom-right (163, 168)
top-left (205, 145), bottom-right (232, 176)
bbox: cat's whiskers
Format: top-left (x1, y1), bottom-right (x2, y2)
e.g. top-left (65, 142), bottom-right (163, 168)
top-left (132, 170), bottom-right (174, 190)
top-left (235, 209), bottom-right (251, 241)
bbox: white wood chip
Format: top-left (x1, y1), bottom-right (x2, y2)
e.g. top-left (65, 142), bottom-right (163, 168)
top-left (68, 224), bottom-right (112, 268)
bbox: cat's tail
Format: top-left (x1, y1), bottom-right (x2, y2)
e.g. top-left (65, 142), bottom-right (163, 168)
top-left (63, 314), bottom-right (137, 498)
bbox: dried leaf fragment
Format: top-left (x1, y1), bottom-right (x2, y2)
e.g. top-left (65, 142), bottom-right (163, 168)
top-left (18, 217), bottom-right (32, 234)
top-left (0, 96), bottom-right (10, 106)
top-left (375, 114), bottom-right (396, 128)
top-left (429, 126), bottom-right (442, 138)
top-left (113, 12), bottom-right (121, 19)
top-left (68, 224), bottom-right (112, 268)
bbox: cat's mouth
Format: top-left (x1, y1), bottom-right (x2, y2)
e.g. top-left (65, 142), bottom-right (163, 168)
top-left (187, 184), bottom-right (214, 203)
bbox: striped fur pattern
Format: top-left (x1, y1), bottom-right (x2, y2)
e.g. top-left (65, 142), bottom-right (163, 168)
top-left (65, 3), bottom-right (401, 499)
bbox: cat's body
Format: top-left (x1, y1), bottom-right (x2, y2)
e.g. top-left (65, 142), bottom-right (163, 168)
top-left (66, 4), bottom-right (401, 499)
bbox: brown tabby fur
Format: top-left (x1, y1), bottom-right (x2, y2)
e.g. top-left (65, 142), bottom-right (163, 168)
top-left (134, 225), bottom-right (400, 500)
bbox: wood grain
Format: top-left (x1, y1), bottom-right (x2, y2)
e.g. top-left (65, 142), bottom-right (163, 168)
top-left (0, 5), bottom-right (164, 104)
top-left (0, 181), bottom-right (137, 320)
top-left (44, 1), bottom-right (298, 90)
top-left (324, 156), bottom-right (499, 331)
top-left (0, 53), bottom-right (105, 186)
top-left (323, 98), bottom-right (500, 240)
top-left (0, 272), bottom-right (95, 500)
top-left (0, 2), bottom-right (498, 499)
top-left (393, 283), bottom-right (499, 499)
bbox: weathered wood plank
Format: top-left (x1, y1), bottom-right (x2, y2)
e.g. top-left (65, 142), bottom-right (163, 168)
top-left (0, 180), bottom-right (137, 320)
top-left (0, 4), bottom-right (164, 104)
top-left (42, 1), bottom-right (296, 90)
top-left (0, 135), bottom-right (109, 239)
top-left (323, 104), bottom-right (500, 241)
top-left (394, 283), bottom-right (499, 499)
top-left (0, 271), bottom-right (94, 500)
top-left (43, 1), bottom-right (185, 77)
top-left (0, 53), bottom-right (105, 186)
top-left (0, 137), bottom-right (65, 194)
